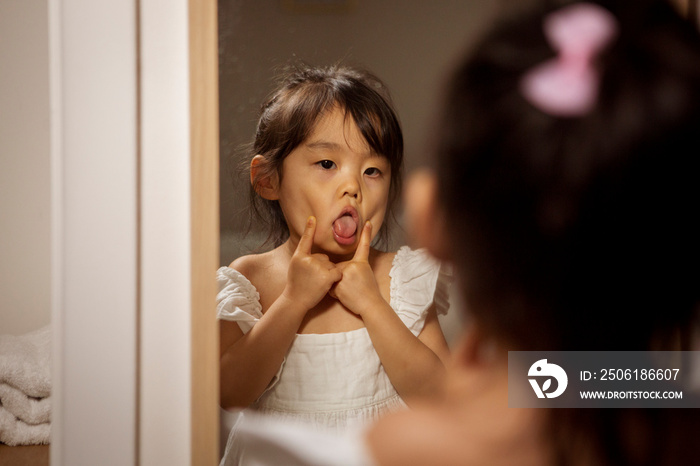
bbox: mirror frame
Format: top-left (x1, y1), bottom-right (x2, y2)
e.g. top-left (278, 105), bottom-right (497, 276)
top-left (189, 0), bottom-right (220, 462)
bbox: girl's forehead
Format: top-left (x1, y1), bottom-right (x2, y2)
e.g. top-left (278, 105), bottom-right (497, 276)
top-left (306, 107), bottom-right (373, 155)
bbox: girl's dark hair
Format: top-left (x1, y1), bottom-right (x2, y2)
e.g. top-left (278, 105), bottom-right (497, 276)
top-left (437, 0), bottom-right (700, 351)
top-left (248, 63), bottom-right (404, 248)
top-left (435, 1), bottom-right (700, 464)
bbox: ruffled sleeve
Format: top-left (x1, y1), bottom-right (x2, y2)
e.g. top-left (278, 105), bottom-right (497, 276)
top-left (389, 246), bottom-right (452, 336)
top-left (217, 267), bottom-right (263, 334)
top-left (217, 266), bottom-right (286, 398)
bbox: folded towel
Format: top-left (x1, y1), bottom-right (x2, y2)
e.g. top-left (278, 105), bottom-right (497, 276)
top-left (0, 325), bottom-right (51, 398)
top-left (0, 383), bottom-right (50, 425)
top-left (0, 405), bottom-right (50, 446)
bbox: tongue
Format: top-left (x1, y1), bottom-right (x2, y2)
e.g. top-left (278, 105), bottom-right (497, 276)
top-left (333, 215), bottom-right (357, 238)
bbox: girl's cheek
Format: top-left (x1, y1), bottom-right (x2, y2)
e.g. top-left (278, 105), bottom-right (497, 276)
top-left (366, 178), bottom-right (391, 197)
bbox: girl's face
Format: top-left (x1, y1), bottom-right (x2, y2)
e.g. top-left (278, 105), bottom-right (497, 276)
top-left (276, 106), bottom-right (392, 260)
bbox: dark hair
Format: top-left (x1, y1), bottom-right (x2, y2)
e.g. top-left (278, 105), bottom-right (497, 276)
top-left (435, 1), bottom-right (700, 464)
top-left (248, 63), bottom-right (404, 248)
top-left (437, 0), bottom-right (700, 351)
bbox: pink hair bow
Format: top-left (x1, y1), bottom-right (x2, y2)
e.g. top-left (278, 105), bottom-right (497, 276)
top-left (520, 2), bottom-right (618, 116)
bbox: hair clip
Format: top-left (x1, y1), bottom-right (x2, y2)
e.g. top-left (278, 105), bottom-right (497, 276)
top-left (520, 2), bottom-right (618, 117)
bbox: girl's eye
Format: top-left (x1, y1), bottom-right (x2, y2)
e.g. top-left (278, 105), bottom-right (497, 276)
top-left (317, 160), bottom-right (336, 170)
top-left (364, 167), bottom-right (382, 177)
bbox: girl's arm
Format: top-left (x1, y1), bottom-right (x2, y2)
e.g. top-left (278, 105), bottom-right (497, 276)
top-left (219, 217), bottom-right (342, 408)
top-left (219, 294), bottom-right (306, 408)
top-left (333, 222), bottom-right (450, 403)
top-left (360, 299), bottom-right (449, 403)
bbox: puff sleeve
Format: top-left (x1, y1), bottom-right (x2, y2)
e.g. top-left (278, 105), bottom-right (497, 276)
top-left (217, 267), bottom-right (263, 334)
top-left (389, 247), bottom-right (452, 336)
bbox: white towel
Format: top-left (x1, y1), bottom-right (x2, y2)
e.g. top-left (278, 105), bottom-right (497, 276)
top-left (0, 405), bottom-right (50, 446)
top-left (0, 383), bottom-right (50, 425)
top-left (0, 325), bottom-right (51, 398)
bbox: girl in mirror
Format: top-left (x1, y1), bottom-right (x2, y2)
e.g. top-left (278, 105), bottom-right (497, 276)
top-left (217, 64), bottom-right (451, 465)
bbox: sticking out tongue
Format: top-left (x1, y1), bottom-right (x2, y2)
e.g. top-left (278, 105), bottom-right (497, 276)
top-left (333, 215), bottom-right (357, 238)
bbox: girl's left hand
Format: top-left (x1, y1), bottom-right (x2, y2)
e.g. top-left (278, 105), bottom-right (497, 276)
top-left (331, 221), bottom-right (386, 316)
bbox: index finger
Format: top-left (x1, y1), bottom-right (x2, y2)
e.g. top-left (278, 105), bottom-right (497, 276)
top-left (296, 216), bottom-right (316, 255)
top-left (353, 221), bottom-right (372, 262)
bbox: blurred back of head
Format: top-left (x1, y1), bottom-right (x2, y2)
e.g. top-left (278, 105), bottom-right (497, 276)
top-left (434, 0), bottom-right (700, 351)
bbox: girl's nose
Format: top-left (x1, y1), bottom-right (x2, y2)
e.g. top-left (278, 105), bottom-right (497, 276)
top-left (339, 175), bottom-right (362, 201)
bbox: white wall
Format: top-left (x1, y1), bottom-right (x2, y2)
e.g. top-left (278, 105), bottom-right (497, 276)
top-left (50, 0), bottom-right (139, 463)
top-left (139, 0), bottom-right (193, 463)
top-left (0, 0), bottom-right (52, 336)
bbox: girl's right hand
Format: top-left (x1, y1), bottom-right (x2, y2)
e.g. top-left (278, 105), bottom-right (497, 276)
top-left (281, 216), bottom-right (342, 312)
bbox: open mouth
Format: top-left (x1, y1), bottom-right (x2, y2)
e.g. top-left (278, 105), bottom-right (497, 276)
top-left (332, 207), bottom-right (359, 245)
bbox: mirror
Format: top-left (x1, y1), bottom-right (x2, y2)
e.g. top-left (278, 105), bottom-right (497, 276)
top-left (214, 1), bottom-right (700, 463)
top-left (216, 0), bottom-right (496, 459)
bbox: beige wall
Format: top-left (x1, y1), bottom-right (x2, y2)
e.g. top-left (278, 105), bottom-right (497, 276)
top-left (218, 0), bottom-right (497, 264)
top-left (0, 0), bottom-right (52, 336)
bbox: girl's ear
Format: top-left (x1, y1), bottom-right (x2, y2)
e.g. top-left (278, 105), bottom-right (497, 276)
top-left (250, 155), bottom-right (280, 200)
top-left (404, 169), bottom-right (450, 260)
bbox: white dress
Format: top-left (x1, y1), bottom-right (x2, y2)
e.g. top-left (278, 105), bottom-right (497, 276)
top-left (217, 246), bottom-right (450, 466)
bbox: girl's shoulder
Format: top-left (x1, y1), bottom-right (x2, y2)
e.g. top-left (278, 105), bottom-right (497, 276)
top-left (227, 248), bottom-right (287, 290)
top-left (228, 247), bottom-right (292, 305)
top-left (369, 248), bottom-right (397, 274)
top-left (227, 251), bottom-right (269, 278)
